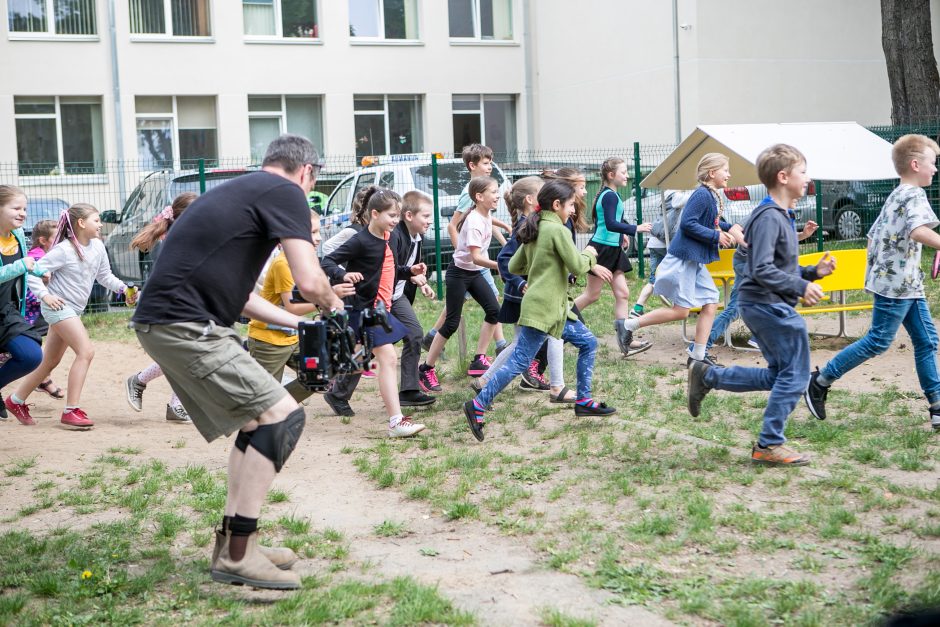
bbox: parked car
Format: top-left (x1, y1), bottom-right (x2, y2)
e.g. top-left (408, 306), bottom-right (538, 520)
top-left (24, 197), bottom-right (68, 238)
top-left (102, 168), bottom-right (255, 283)
top-left (319, 154), bottom-right (512, 257)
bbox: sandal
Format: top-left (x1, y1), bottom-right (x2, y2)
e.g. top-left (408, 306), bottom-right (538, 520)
top-left (550, 386), bottom-right (577, 404)
top-left (37, 379), bottom-right (65, 399)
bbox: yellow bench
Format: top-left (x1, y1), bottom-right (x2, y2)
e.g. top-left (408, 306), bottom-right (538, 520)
top-left (796, 248), bottom-right (872, 338)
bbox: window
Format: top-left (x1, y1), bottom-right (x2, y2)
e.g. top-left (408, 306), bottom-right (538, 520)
top-left (14, 96), bottom-right (105, 176)
top-left (452, 94), bottom-right (516, 156)
top-left (354, 95), bottom-right (423, 159)
top-left (8, 0), bottom-right (97, 35)
top-left (243, 0), bottom-right (318, 38)
top-left (135, 96), bottom-right (218, 169)
top-left (448, 0), bottom-right (511, 40)
top-left (348, 0), bottom-right (418, 39)
top-left (248, 95), bottom-right (323, 162)
top-left (129, 0), bottom-right (211, 36)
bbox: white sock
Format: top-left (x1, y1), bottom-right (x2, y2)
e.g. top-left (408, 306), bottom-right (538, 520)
top-left (389, 413), bottom-right (404, 428)
top-left (624, 319), bottom-right (640, 332)
top-left (691, 343), bottom-right (707, 361)
top-left (11, 394), bottom-right (25, 405)
top-left (65, 405), bottom-right (78, 411)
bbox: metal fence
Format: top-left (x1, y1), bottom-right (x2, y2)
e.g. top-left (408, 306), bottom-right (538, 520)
top-left (4, 123), bottom-right (936, 313)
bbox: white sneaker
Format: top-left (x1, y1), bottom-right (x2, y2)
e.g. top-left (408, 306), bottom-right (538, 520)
top-left (388, 417), bottom-right (426, 438)
top-left (747, 337), bottom-right (760, 349)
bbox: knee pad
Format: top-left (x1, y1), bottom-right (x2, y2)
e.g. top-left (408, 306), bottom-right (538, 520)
top-left (234, 430), bottom-right (252, 453)
top-left (247, 407), bottom-right (306, 472)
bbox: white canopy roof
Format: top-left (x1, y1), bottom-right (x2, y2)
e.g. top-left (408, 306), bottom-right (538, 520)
top-left (641, 122), bottom-right (898, 189)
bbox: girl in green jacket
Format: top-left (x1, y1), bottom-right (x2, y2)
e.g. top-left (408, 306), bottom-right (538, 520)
top-left (463, 180), bottom-right (617, 442)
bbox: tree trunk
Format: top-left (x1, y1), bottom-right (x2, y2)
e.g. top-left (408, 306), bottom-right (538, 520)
top-left (881, 0), bottom-right (940, 125)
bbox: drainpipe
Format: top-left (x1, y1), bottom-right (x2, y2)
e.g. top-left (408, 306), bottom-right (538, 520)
top-left (108, 0), bottom-right (127, 205)
top-left (671, 0), bottom-right (681, 144)
top-left (522, 0), bottom-right (536, 153)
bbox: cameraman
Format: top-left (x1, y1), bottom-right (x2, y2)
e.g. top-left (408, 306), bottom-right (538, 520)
top-left (132, 134), bottom-right (342, 590)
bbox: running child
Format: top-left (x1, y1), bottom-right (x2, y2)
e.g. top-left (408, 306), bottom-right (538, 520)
top-left (805, 134), bottom-right (940, 431)
top-left (124, 192), bottom-right (197, 422)
top-left (24, 218), bottom-right (64, 400)
top-left (574, 157), bottom-right (654, 357)
top-left (418, 177), bottom-right (502, 392)
top-left (0, 186), bottom-right (53, 422)
top-left (631, 190), bottom-right (690, 317)
top-left (463, 179), bottom-right (616, 441)
top-left (688, 143), bottom-right (835, 465)
top-left (619, 153), bottom-right (745, 366)
top-left (422, 143), bottom-right (510, 355)
top-left (6, 203), bottom-right (133, 428)
top-left (321, 186), bottom-right (427, 438)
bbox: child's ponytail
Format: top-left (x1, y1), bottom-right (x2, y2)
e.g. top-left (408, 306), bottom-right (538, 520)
top-left (518, 179), bottom-right (575, 245)
top-left (352, 185), bottom-right (401, 226)
top-left (53, 203), bottom-right (98, 261)
top-left (505, 176), bottom-right (543, 229)
top-left (130, 191), bottom-right (197, 253)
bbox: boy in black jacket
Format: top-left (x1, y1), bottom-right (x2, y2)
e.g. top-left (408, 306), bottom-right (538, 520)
top-left (687, 144), bottom-right (836, 466)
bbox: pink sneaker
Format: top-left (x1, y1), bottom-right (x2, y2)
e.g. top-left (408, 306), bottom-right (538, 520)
top-left (467, 355), bottom-right (492, 377)
top-left (61, 407), bottom-right (94, 429)
top-left (362, 369), bottom-right (377, 379)
top-left (5, 396), bottom-right (35, 426)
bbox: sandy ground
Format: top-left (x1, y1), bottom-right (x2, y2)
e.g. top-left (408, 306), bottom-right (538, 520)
top-left (0, 312), bottom-right (930, 625)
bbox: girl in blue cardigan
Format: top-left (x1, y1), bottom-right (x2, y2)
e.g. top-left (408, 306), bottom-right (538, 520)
top-left (620, 153), bottom-right (745, 366)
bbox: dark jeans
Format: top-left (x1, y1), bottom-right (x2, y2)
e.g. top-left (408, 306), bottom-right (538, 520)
top-left (0, 334), bottom-right (42, 389)
top-left (329, 296), bottom-right (424, 400)
top-left (703, 302), bottom-right (810, 447)
top-left (822, 295), bottom-right (940, 405)
top-left (708, 254), bottom-right (747, 348)
top-left (440, 265), bottom-right (499, 339)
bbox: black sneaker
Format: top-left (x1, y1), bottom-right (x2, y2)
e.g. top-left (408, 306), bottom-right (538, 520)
top-left (803, 367), bottom-right (829, 420)
top-left (686, 353), bottom-right (722, 368)
top-left (467, 355), bottom-right (492, 377)
top-left (574, 401), bottom-right (617, 416)
top-left (421, 333), bottom-right (435, 352)
top-left (399, 390), bottom-right (437, 407)
top-left (520, 361), bottom-right (550, 391)
top-left (688, 360), bottom-right (712, 418)
top-left (418, 364), bottom-right (442, 392)
top-left (615, 322), bottom-right (633, 355)
top-left (931, 408), bottom-right (940, 431)
top-left (463, 400), bottom-right (485, 442)
top-left (0, 392), bottom-right (6, 420)
top-left (324, 393), bottom-right (355, 417)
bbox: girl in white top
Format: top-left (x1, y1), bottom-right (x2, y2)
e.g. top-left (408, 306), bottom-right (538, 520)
top-left (7, 204), bottom-right (134, 429)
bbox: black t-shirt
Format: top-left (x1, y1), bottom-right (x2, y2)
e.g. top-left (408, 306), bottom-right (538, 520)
top-left (133, 171), bottom-right (312, 326)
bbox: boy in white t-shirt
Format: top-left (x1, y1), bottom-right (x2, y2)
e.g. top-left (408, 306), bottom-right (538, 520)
top-left (805, 134), bottom-right (940, 431)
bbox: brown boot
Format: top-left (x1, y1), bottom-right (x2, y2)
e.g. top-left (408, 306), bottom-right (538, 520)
top-left (212, 528), bottom-right (298, 571)
top-left (211, 532), bottom-right (301, 590)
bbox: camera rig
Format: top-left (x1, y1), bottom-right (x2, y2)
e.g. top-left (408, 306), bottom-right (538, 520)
top-left (291, 287), bottom-right (392, 391)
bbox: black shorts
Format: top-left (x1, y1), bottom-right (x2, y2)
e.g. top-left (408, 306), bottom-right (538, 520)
top-left (590, 242), bottom-right (632, 275)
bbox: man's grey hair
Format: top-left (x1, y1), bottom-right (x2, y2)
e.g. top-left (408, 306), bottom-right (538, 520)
top-left (262, 134), bottom-right (321, 174)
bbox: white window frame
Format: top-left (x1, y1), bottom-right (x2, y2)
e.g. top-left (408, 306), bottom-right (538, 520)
top-left (451, 94), bottom-right (516, 153)
top-left (348, 0), bottom-right (421, 44)
top-left (129, 0), bottom-right (214, 42)
top-left (353, 94), bottom-right (423, 157)
top-left (243, 0), bottom-right (322, 44)
top-left (135, 96), bottom-right (218, 168)
top-left (7, 0), bottom-right (99, 40)
top-left (15, 96), bottom-right (106, 179)
top-left (448, 0), bottom-right (515, 45)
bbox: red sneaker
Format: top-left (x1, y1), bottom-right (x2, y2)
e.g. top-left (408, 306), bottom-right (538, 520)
top-left (5, 396), bottom-right (35, 426)
top-left (61, 407), bottom-right (94, 429)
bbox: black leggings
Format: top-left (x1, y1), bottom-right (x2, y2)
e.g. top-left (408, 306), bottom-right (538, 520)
top-left (440, 265), bottom-right (500, 339)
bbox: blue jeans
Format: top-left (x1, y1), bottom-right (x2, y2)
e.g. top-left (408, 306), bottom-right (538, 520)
top-left (822, 295), bottom-right (940, 405)
top-left (708, 254), bottom-right (747, 348)
top-left (476, 320), bottom-right (597, 409)
top-left (703, 303), bottom-right (810, 447)
top-left (0, 334), bottom-right (42, 389)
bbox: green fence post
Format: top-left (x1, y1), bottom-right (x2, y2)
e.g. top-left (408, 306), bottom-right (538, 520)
top-left (431, 153), bottom-right (443, 299)
top-left (198, 158), bottom-right (206, 194)
top-left (815, 180), bottom-right (824, 252)
top-left (633, 142), bottom-right (645, 278)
